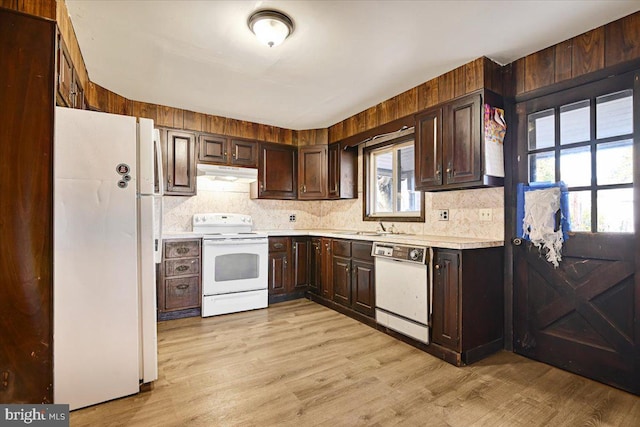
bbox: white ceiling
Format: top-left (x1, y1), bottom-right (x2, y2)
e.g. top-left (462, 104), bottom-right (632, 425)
top-left (66, 1), bottom-right (640, 130)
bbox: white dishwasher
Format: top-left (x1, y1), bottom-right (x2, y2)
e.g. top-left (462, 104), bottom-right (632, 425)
top-left (372, 242), bottom-right (432, 344)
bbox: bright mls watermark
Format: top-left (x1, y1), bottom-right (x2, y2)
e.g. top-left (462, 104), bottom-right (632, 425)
top-left (0, 405), bottom-right (68, 426)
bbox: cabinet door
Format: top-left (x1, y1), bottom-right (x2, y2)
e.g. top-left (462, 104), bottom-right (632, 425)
top-left (415, 107), bottom-right (443, 189)
top-left (332, 256), bottom-right (351, 307)
top-left (72, 75), bottom-right (85, 109)
top-left (165, 130), bottom-right (197, 195)
top-left (321, 238), bottom-right (333, 299)
top-left (292, 237), bottom-right (309, 290)
top-left (328, 143), bottom-right (357, 199)
top-left (351, 260), bottom-right (375, 317)
top-left (198, 134), bottom-right (227, 164)
top-left (230, 139), bottom-right (257, 167)
top-left (298, 146), bottom-right (327, 199)
top-left (309, 238), bottom-right (322, 294)
top-left (257, 143), bottom-right (297, 199)
top-left (444, 94), bottom-right (481, 185)
top-left (432, 250), bottom-right (461, 351)
top-left (56, 35), bottom-right (73, 107)
top-left (268, 251), bottom-right (289, 295)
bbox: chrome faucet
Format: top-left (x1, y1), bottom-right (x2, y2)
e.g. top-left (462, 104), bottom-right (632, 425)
top-left (378, 221), bottom-right (386, 232)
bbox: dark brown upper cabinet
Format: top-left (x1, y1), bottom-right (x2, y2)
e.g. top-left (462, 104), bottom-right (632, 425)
top-left (56, 32), bottom-right (84, 110)
top-left (198, 134), bottom-right (257, 168)
top-left (415, 90), bottom-right (503, 191)
top-left (328, 143), bottom-right (357, 199)
top-left (164, 129), bottom-right (197, 196)
top-left (298, 145), bottom-right (328, 200)
top-left (251, 142), bottom-right (297, 199)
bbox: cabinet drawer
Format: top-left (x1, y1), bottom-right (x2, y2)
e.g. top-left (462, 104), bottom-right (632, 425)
top-left (332, 239), bottom-right (351, 257)
top-left (352, 241), bottom-right (373, 262)
top-left (164, 258), bottom-right (200, 277)
top-left (269, 237), bottom-right (290, 252)
top-left (164, 240), bottom-right (200, 259)
top-left (164, 276), bottom-right (200, 310)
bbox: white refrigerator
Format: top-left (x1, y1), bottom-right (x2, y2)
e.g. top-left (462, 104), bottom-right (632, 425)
top-left (53, 107), bottom-right (163, 410)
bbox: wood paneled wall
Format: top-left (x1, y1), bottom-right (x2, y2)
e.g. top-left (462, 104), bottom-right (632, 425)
top-left (0, 0), bottom-right (54, 19)
top-left (511, 11), bottom-right (640, 96)
top-left (328, 57), bottom-right (502, 143)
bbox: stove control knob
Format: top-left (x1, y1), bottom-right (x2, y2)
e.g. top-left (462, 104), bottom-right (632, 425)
top-left (409, 249), bottom-right (422, 261)
top-left (194, 217), bottom-right (200, 223)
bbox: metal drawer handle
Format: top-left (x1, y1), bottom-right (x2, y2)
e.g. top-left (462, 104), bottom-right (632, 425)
top-left (273, 243), bottom-right (284, 249)
top-left (176, 284), bottom-right (189, 290)
top-left (176, 265), bottom-right (189, 272)
top-left (176, 247), bottom-right (189, 255)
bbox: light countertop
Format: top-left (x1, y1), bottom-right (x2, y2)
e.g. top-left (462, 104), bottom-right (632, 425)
top-left (163, 229), bottom-right (503, 250)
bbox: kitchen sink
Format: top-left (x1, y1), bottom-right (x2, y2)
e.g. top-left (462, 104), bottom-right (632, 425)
top-left (333, 231), bottom-right (415, 237)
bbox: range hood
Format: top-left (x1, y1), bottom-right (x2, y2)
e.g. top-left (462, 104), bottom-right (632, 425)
top-left (196, 164), bottom-right (258, 183)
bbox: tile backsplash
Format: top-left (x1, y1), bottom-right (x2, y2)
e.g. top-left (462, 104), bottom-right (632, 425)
top-left (163, 177), bottom-right (504, 240)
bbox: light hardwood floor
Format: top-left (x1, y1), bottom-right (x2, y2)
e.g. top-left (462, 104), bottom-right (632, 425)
top-left (71, 299), bottom-right (640, 426)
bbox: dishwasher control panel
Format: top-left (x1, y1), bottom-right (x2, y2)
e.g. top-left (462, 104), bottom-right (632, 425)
top-left (371, 242), bottom-right (429, 264)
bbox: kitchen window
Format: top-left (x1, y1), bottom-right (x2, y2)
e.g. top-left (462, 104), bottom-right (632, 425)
top-left (363, 135), bottom-right (424, 221)
top-left (527, 86), bottom-right (634, 233)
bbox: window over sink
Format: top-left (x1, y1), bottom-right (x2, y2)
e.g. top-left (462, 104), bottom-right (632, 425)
top-left (363, 133), bottom-right (424, 222)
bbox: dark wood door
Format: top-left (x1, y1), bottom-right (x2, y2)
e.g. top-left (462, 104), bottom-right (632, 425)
top-left (332, 256), bottom-right (351, 307)
top-left (257, 143), bottom-right (297, 199)
top-left (0, 8), bottom-right (55, 404)
top-left (230, 139), bottom-right (257, 167)
top-left (292, 237), bottom-right (309, 290)
top-left (309, 238), bottom-right (322, 294)
top-left (327, 144), bottom-right (357, 199)
top-left (298, 145), bottom-right (327, 199)
top-left (432, 250), bottom-right (461, 351)
top-left (511, 73), bottom-right (640, 394)
top-left (444, 94), bottom-right (481, 185)
top-left (268, 251), bottom-right (289, 295)
top-left (198, 134), bottom-right (227, 164)
top-left (165, 130), bottom-right (196, 195)
top-left (351, 260), bottom-right (375, 317)
top-left (321, 238), bottom-right (333, 299)
top-left (415, 107), bottom-right (443, 190)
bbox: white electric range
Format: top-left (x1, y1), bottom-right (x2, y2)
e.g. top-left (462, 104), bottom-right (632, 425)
top-left (192, 213), bottom-right (268, 317)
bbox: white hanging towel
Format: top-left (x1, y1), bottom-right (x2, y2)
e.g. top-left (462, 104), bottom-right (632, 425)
top-left (523, 187), bottom-right (563, 267)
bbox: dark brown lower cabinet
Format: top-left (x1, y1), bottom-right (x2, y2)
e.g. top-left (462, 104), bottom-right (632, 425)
top-left (268, 236), bottom-right (308, 303)
top-left (158, 239), bottom-right (202, 320)
top-left (431, 247), bottom-right (504, 365)
top-left (308, 237), bottom-right (323, 294)
top-left (331, 240), bottom-right (375, 318)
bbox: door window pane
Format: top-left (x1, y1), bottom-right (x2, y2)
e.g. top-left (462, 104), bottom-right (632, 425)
top-left (374, 151), bottom-right (393, 213)
top-left (397, 145), bottom-right (420, 212)
top-left (568, 191), bottom-right (591, 232)
top-left (529, 151), bottom-right (555, 183)
top-left (560, 146), bottom-right (591, 187)
top-left (596, 139), bottom-right (633, 185)
top-left (597, 188), bottom-right (634, 232)
top-left (560, 100), bottom-right (590, 145)
top-left (528, 109), bottom-right (555, 150)
top-left (596, 90), bottom-right (633, 139)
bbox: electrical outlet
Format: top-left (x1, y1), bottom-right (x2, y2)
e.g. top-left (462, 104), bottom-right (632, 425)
top-left (438, 209), bottom-right (449, 221)
top-left (289, 214), bottom-right (296, 222)
top-left (479, 209), bottom-right (493, 222)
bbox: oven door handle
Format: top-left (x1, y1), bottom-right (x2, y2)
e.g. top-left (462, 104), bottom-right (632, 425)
top-left (203, 239), bottom-right (268, 246)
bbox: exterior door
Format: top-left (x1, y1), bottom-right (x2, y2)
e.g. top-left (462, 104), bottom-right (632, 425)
top-left (512, 72), bottom-right (639, 394)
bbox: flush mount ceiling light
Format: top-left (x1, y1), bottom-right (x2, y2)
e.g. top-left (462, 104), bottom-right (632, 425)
top-left (247, 9), bottom-right (294, 48)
